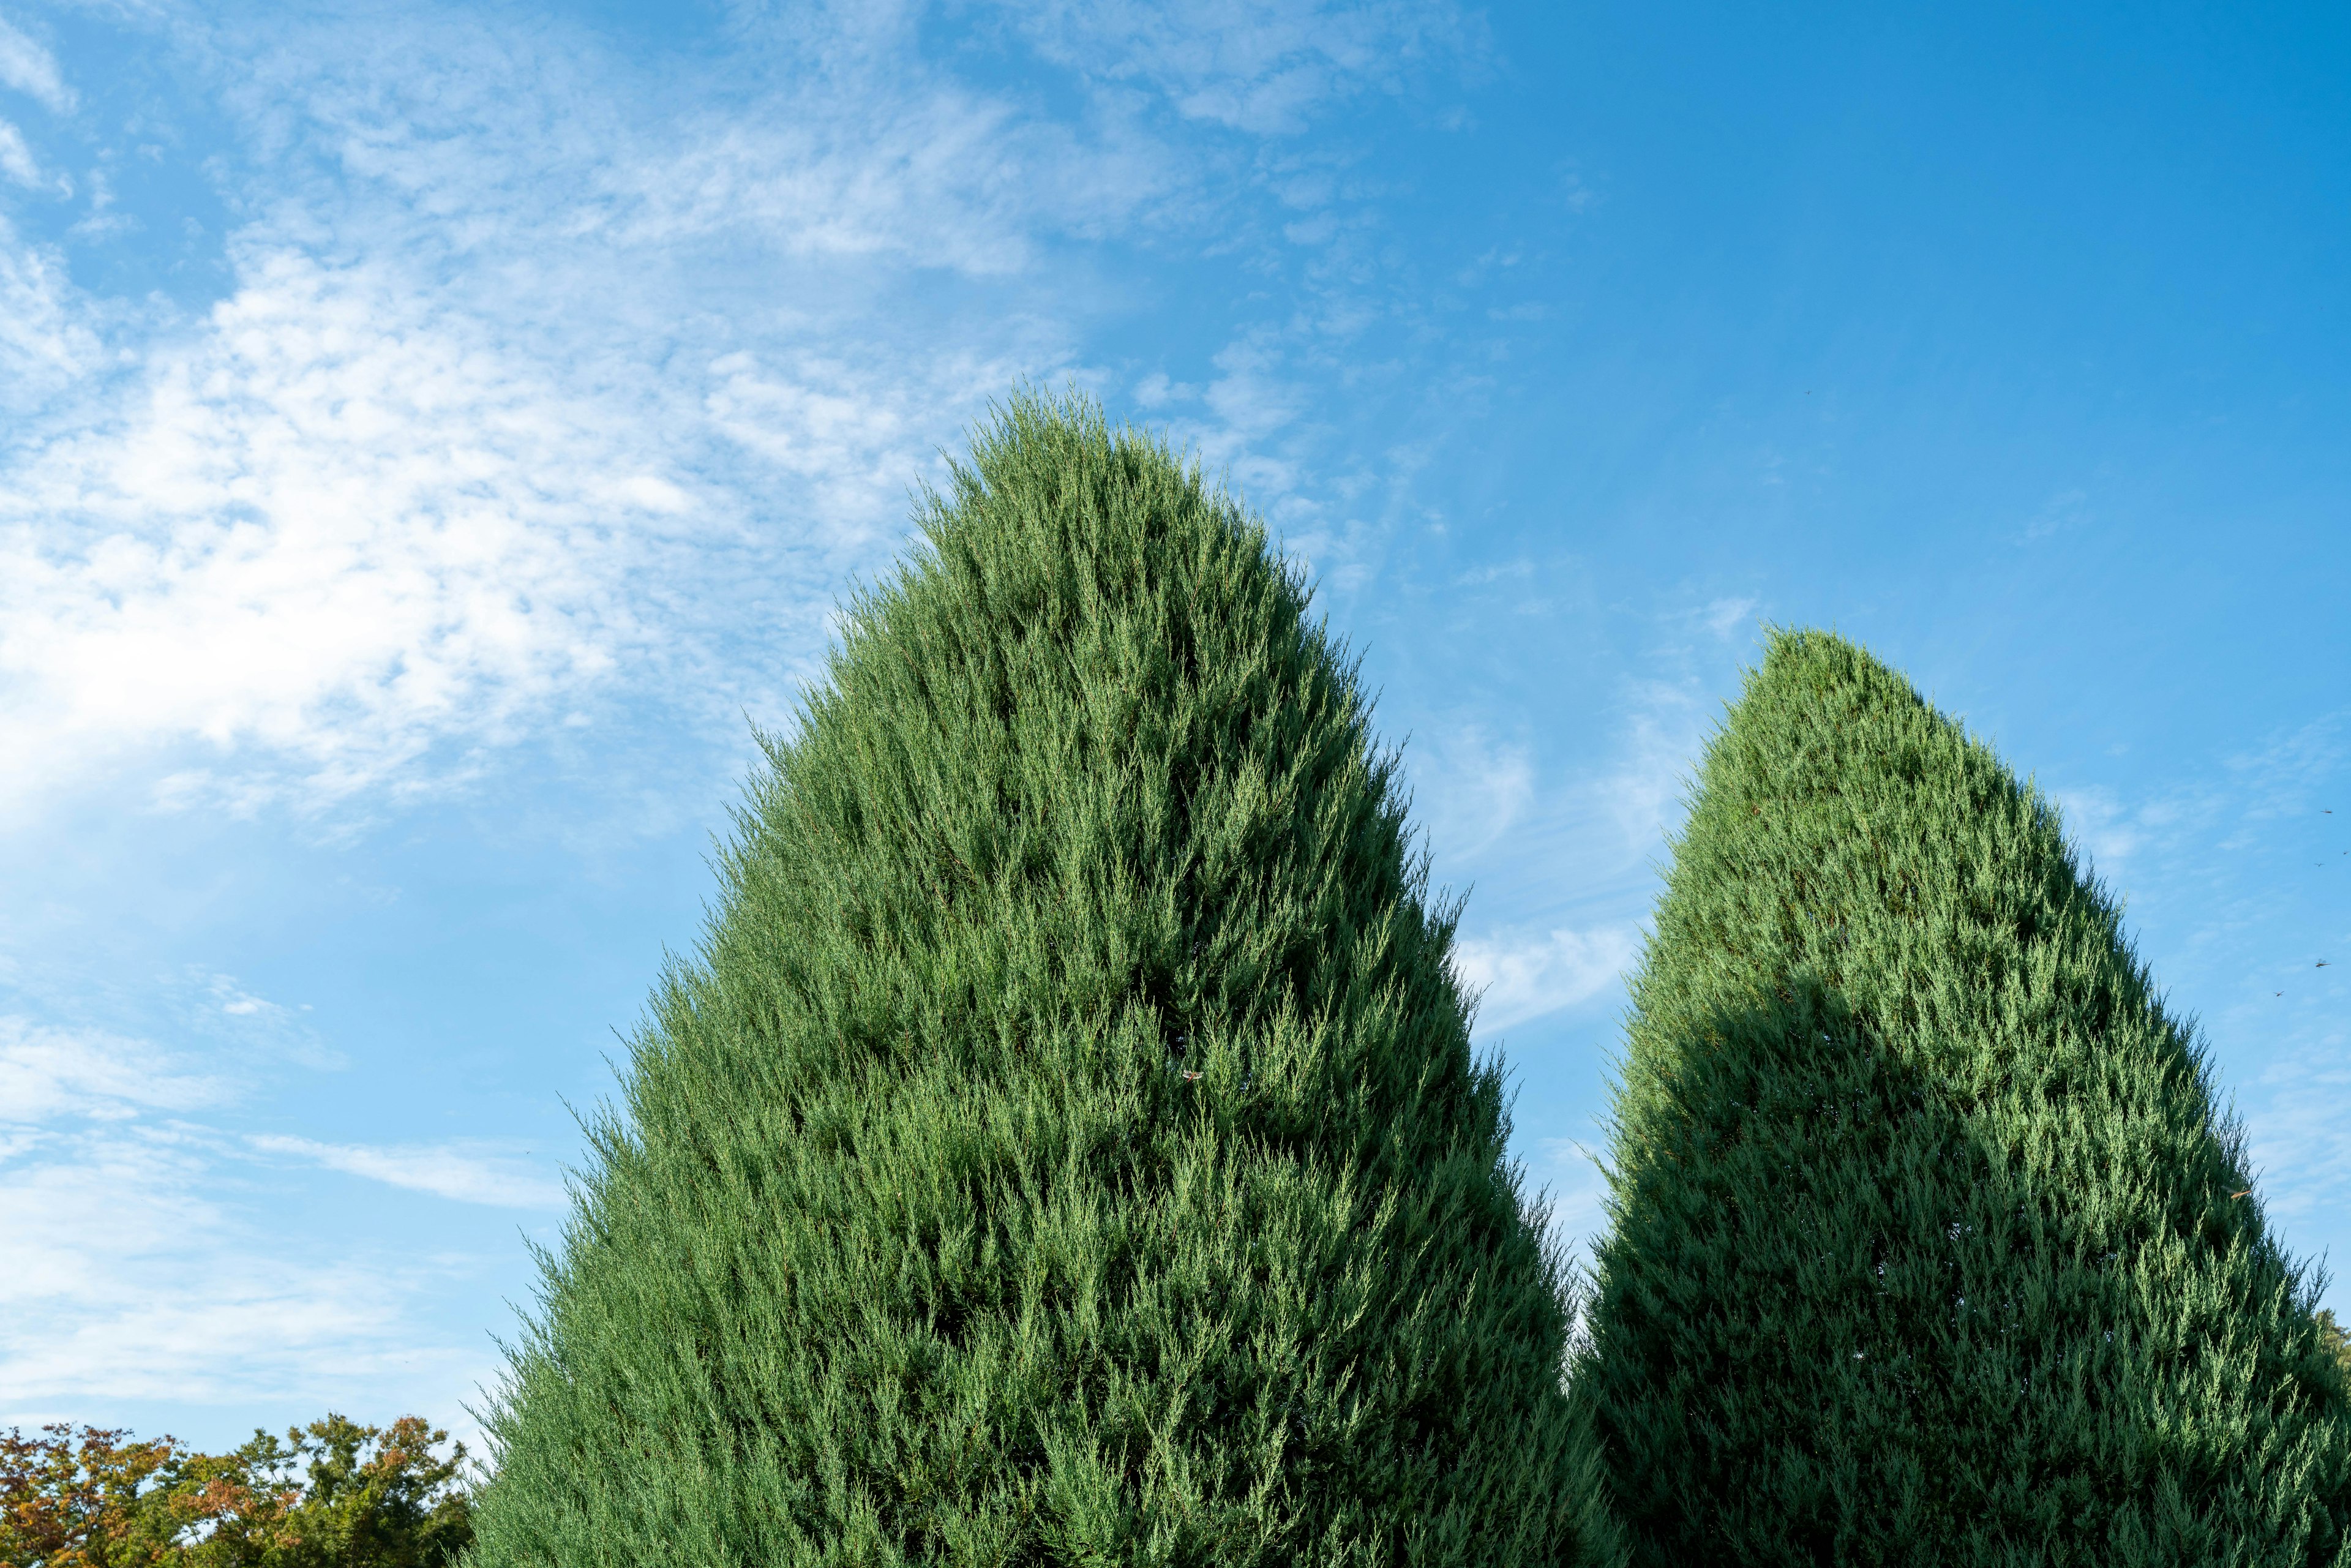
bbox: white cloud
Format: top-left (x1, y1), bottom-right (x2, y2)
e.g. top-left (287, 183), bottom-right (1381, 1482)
top-left (0, 1017), bottom-right (228, 1124)
top-left (1701, 595), bottom-right (1758, 639)
top-left (248, 1134), bottom-right (566, 1209)
top-left (2050, 785), bottom-right (2150, 876)
top-left (2039, 706), bottom-right (2345, 889)
top-left (0, 1003), bottom-right (522, 1450)
top-left (704, 345), bottom-right (1051, 527)
top-left (0, 1121), bottom-right (489, 1428)
top-left (0, 0), bottom-right (1457, 836)
top-left (0, 0), bottom-right (1154, 829)
top-left (2250, 1056), bottom-right (2351, 1226)
top-left (2226, 707), bottom-right (2350, 821)
top-left (0, 0), bottom-right (1480, 836)
top-left (0, 116), bottom-right (36, 186)
top-left (1411, 724), bottom-right (1534, 863)
top-left (0, 1018), bottom-right (512, 1438)
top-left (0, 248), bottom-right (689, 820)
top-left (1203, 332), bottom-right (1310, 463)
top-left (219, 0), bottom-right (1179, 280)
top-left (613, 84), bottom-right (1166, 275)
top-left (1600, 680), bottom-right (1705, 867)
top-left (1454, 922), bottom-right (1640, 1033)
top-left (1131, 369), bottom-right (1199, 409)
top-left (1453, 558), bottom-right (1533, 587)
top-left (0, 222), bottom-right (97, 400)
top-left (0, 16), bottom-right (72, 114)
top-left (2022, 485), bottom-right (2089, 542)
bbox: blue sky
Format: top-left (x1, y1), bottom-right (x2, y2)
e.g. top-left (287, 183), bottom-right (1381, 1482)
top-left (2, 0), bottom-right (2346, 1455)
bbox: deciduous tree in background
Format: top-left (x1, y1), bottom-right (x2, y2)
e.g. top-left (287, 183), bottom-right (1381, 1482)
top-left (467, 391), bottom-right (1609, 1566)
top-left (2, 1424), bottom-right (182, 1567)
top-left (1573, 629), bottom-right (2351, 1565)
top-left (0, 1416), bottom-right (471, 1568)
top-left (172, 1416), bottom-right (474, 1568)
top-left (2321, 1310), bottom-right (2351, 1379)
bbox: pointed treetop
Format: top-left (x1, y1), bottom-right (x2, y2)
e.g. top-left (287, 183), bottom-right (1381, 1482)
top-left (465, 388), bottom-right (1608, 1567)
top-left (1577, 626), bottom-right (2351, 1566)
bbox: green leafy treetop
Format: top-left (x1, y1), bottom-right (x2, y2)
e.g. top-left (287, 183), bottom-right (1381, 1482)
top-left (175, 1416), bottom-right (476, 1568)
top-left (2322, 1310), bottom-right (2351, 1380)
top-left (466, 391), bottom-right (1608, 1567)
top-left (1573, 629), bottom-right (2351, 1565)
top-left (1, 1414), bottom-right (472, 1567)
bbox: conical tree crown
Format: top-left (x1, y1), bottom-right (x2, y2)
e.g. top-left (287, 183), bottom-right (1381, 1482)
top-left (467, 393), bottom-right (1598, 1567)
top-left (1575, 629), bottom-right (2351, 1566)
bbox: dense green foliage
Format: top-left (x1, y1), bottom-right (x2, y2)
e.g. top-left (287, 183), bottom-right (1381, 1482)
top-left (1573, 629), bottom-right (2351, 1564)
top-left (2, 1415), bottom-right (471, 1568)
top-left (467, 392), bottom-right (1604, 1566)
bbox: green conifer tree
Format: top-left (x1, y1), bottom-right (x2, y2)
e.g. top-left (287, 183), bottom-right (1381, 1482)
top-left (1572, 628), bottom-right (2351, 1565)
top-left (465, 392), bottom-right (1604, 1567)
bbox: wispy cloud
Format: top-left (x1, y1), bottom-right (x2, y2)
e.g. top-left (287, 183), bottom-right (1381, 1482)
top-left (1526, 1133), bottom-right (1613, 1288)
top-left (0, 249), bottom-right (672, 820)
top-left (0, 15), bottom-right (73, 114)
top-left (0, 1019), bottom-right (515, 1437)
top-left (2020, 485), bottom-right (2090, 543)
top-left (0, 0), bottom-right (1501, 838)
top-left (2047, 705), bottom-right (2348, 881)
top-left (1599, 678), bottom-right (1707, 868)
top-left (0, 1120), bottom-right (488, 1425)
top-left (2249, 1028), bottom-right (2351, 1223)
top-left (2225, 708), bottom-right (2350, 823)
top-left (2049, 784), bottom-right (2165, 876)
top-left (247, 1135), bottom-right (565, 1209)
top-left (1700, 595), bottom-right (1759, 639)
top-left (1411, 724), bottom-right (1535, 863)
top-left (1455, 922), bottom-right (1641, 1033)
top-left (0, 118), bottom-right (37, 186)
top-left (0, 220), bottom-right (97, 401)
top-left (0, 1017), bottom-right (229, 1125)
top-left (0, 10), bottom-right (1088, 825)
top-left (2030, 702), bottom-right (2351, 1287)
top-left (1001, 0), bottom-right (1486, 135)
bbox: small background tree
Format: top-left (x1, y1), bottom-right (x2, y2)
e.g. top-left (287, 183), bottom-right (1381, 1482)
top-left (1, 1415), bottom-right (472, 1567)
top-left (465, 392), bottom-right (1607, 1566)
top-left (1573, 628), bottom-right (2351, 1565)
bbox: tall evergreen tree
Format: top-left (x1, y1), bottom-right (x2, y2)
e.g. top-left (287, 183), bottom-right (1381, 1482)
top-left (467, 392), bottom-right (1605, 1567)
top-left (1573, 629), bottom-right (2351, 1565)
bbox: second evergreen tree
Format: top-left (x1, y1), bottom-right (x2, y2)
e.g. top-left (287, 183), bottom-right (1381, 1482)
top-left (1575, 629), bottom-right (2351, 1564)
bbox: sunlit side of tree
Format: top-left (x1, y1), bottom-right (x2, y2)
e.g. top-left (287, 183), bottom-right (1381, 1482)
top-left (467, 391), bottom-right (1610, 1567)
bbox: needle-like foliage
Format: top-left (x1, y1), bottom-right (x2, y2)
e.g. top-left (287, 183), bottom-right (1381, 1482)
top-left (465, 391), bottom-right (1603, 1567)
top-left (1573, 629), bottom-right (2351, 1565)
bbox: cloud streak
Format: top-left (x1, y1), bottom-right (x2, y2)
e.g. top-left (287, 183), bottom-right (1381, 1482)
top-left (0, 1017), bottom-right (229, 1125)
top-left (0, 15), bottom-right (72, 114)
top-left (248, 1135), bottom-right (566, 1209)
top-left (1454, 922), bottom-right (1641, 1033)
top-left (0, 1120), bottom-right (486, 1424)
